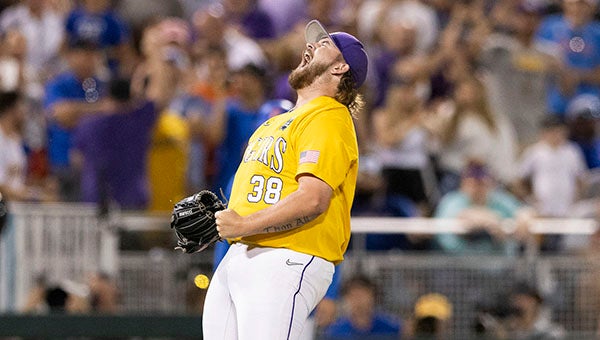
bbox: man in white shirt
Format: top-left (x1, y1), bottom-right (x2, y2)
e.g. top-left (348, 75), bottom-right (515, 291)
top-left (0, 0), bottom-right (64, 100)
top-left (518, 115), bottom-right (588, 217)
top-left (0, 91), bottom-right (53, 201)
top-left (516, 115), bottom-right (588, 251)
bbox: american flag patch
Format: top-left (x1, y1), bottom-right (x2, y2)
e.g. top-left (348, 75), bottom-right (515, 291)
top-left (299, 150), bottom-right (320, 164)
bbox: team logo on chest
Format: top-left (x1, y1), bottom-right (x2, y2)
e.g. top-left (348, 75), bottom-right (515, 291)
top-left (280, 118), bottom-right (294, 131)
top-left (243, 136), bottom-right (288, 173)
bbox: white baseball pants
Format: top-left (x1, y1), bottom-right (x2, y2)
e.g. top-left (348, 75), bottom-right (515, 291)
top-left (202, 242), bottom-right (334, 340)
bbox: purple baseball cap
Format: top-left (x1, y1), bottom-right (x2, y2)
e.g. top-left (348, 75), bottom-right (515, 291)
top-left (305, 19), bottom-right (368, 89)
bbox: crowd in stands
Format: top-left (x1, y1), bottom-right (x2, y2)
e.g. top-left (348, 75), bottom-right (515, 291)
top-left (3, 0), bottom-right (600, 337)
top-left (1, 0), bottom-right (600, 254)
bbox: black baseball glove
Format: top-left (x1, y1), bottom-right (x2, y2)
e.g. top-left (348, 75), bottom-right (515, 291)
top-left (170, 190), bottom-right (226, 254)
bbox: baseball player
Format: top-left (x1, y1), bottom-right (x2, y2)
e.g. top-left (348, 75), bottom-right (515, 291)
top-left (203, 19), bottom-right (368, 339)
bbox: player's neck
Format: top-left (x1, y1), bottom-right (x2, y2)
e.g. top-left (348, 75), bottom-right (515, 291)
top-left (295, 82), bottom-right (337, 108)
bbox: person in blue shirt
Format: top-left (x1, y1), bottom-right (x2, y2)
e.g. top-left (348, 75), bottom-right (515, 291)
top-left (535, 0), bottom-right (600, 116)
top-left (208, 64), bottom-right (271, 194)
top-left (44, 39), bottom-right (115, 201)
top-left (65, 0), bottom-right (131, 74)
top-left (323, 274), bottom-right (401, 340)
top-left (565, 93), bottom-right (600, 169)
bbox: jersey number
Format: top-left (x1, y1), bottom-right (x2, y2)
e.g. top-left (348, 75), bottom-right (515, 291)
top-left (247, 175), bottom-right (283, 204)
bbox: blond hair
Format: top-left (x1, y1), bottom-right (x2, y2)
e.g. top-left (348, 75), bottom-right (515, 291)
top-left (335, 72), bottom-right (364, 119)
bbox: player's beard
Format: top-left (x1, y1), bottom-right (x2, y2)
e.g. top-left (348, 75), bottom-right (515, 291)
top-left (288, 59), bottom-right (333, 90)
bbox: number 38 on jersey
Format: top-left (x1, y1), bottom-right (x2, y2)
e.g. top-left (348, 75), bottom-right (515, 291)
top-left (247, 175), bottom-right (283, 204)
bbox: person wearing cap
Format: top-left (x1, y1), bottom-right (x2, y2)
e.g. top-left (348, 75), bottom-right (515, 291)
top-left (407, 293), bottom-right (452, 340)
top-left (202, 19), bottom-right (368, 339)
top-left (434, 160), bottom-right (531, 255)
top-left (44, 38), bottom-right (117, 202)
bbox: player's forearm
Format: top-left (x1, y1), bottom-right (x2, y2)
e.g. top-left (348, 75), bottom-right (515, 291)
top-left (246, 187), bottom-right (329, 235)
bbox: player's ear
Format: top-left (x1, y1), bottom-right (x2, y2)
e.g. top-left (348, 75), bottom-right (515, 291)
top-left (331, 62), bottom-right (349, 77)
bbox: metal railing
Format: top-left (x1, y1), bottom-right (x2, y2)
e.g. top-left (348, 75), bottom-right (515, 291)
top-left (1, 202), bottom-right (599, 338)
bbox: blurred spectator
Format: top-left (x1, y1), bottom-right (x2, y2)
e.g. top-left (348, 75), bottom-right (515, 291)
top-left (515, 115), bottom-right (588, 251)
top-left (372, 75), bottom-right (438, 216)
top-left (258, 0), bottom-right (306, 37)
top-left (322, 274), bottom-right (401, 340)
top-left (431, 73), bottom-right (518, 194)
top-left (0, 90), bottom-right (55, 201)
top-left (534, 0), bottom-right (600, 117)
top-left (372, 19), bottom-right (420, 108)
top-left (192, 5), bottom-right (267, 72)
top-left (565, 93), bottom-right (600, 169)
top-left (0, 29), bottom-right (26, 92)
top-left (259, 28), bottom-right (303, 102)
top-left (222, 0), bottom-right (275, 40)
top-left (72, 74), bottom-right (167, 210)
top-left (0, 0), bottom-right (65, 100)
top-left (507, 283), bottom-right (565, 340)
top-left (352, 149), bottom-right (384, 216)
top-left (405, 293), bottom-right (453, 340)
top-left (65, 0), bottom-right (131, 75)
top-left (208, 63), bottom-right (271, 194)
top-left (434, 160), bottom-right (531, 255)
top-left (481, 1), bottom-right (551, 149)
top-left (133, 19), bottom-right (192, 211)
top-left (22, 275), bottom-right (90, 314)
top-left (44, 38), bottom-right (114, 202)
top-left (189, 46), bottom-right (231, 189)
top-left (477, 282), bottom-right (565, 340)
top-left (0, 0), bottom-right (66, 187)
top-left (365, 0), bottom-right (435, 108)
top-left (357, 0), bottom-right (439, 54)
top-left (88, 272), bottom-right (119, 313)
top-left (0, 29), bottom-right (48, 169)
top-left (159, 18), bottom-right (217, 195)
top-left (191, 46), bottom-right (230, 104)
top-left (115, 0), bottom-right (183, 34)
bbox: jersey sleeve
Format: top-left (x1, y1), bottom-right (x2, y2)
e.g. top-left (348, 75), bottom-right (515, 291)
top-left (294, 108), bottom-right (357, 190)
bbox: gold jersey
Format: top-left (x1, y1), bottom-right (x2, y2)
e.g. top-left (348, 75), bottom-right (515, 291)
top-left (227, 96), bottom-right (359, 264)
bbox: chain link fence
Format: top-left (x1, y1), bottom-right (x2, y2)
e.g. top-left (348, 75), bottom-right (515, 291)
top-left (2, 203), bottom-right (599, 338)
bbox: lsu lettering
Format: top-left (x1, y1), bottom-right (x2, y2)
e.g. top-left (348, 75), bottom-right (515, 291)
top-left (243, 136), bottom-right (287, 174)
top-left (228, 96), bottom-right (359, 264)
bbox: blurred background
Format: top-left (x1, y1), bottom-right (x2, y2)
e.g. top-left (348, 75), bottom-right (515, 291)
top-left (1, 0), bottom-right (600, 339)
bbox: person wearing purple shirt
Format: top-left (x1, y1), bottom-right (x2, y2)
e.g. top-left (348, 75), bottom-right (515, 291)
top-left (222, 0), bottom-right (275, 39)
top-left (73, 90), bottom-right (157, 210)
top-left (44, 39), bottom-right (112, 202)
top-left (70, 32), bottom-right (178, 209)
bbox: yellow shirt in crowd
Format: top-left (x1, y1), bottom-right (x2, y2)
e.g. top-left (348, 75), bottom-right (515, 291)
top-left (148, 110), bottom-right (189, 211)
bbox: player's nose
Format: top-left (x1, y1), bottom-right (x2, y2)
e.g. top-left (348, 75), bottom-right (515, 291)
top-left (306, 42), bottom-right (315, 51)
